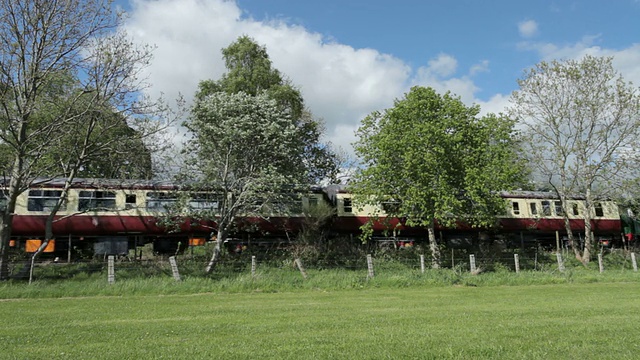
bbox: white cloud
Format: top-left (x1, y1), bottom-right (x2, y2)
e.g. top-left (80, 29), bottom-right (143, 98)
top-left (517, 35), bottom-right (640, 86)
top-left (469, 60), bottom-right (490, 76)
top-left (122, 0), bottom-right (419, 156)
top-left (518, 20), bottom-right (539, 38)
top-left (130, 0), bottom-right (640, 160)
top-left (426, 53), bottom-right (458, 77)
top-left (413, 68), bottom-right (478, 105)
top-left (477, 93), bottom-right (511, 117)
top-left (122, 0), bottom-right (640, 163)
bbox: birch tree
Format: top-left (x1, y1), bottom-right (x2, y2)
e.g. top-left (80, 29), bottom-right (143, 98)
top-left (0, 0), bottom-right (166, 280)
top-left (353, 86), bottom-right (526, 268)
top-left (510, 55), bottom-right (640, 265)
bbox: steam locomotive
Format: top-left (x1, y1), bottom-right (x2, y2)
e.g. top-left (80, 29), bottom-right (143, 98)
top-left (1, 178), bottom-right (632, 258)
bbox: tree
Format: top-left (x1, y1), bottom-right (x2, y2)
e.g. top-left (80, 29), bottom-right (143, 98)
top-left (23, 94), bottom-right (161, 283)
top-left (509, 55), bottom-right (640, 264)
top-left (39, 101), bottom-right (155, 180)
top-left (182, 36), bottom-right (338, 273)
top-left (0, 0), bottom-right (165, 280)
top-left (1, 98), bottom-right (154, 180)
top-left (196, 35), bottom-right (305, 120)
top-left (353, 86), bottom-right (526, 268)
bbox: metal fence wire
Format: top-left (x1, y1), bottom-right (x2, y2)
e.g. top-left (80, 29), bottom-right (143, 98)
top-left (8, 245), bottom-right (640, 281)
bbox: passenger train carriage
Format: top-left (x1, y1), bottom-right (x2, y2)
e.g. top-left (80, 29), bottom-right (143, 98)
top-left (328, 187), bottom-right (623, 247)
top-left (3, 179), bottom-right (327, 257)
top-left (499, 191), bottom-right (621, 245)
top-left (1, 179), bottom-right (630, 258)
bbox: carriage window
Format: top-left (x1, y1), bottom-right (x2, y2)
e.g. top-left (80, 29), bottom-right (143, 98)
top-left (512, 201), bottom-right (520, 215)
top-left (290, 198), bottom-right (303, 214)
top-left (382, 201), bottom-right (400, 213)
top-left (308, 196), bottom-right (318, 209)
top-left (0, 190), bottom-right (9, 211)
top-left (78, 191), bottom-right (116, 211)
top-left (146, 192), bottom-right (177, 212)
top-left (343, 198), bottom-right (353, 213)
top-left (189, 193), bottom-right (220, 211)
top-left (554, 201), bottom-right (564, 216)
top-left (125, 194), bottom-right (137, 209)
top-left (541, 201), bottom-right (551, 216)
top-left (594, 202), bottom-right (604, 217)
top-left (572, 203), bottom-right (580, 216)
top-left (28, 190), bottom-right (66, 211)
top-left (529, 202), bottom-right (537, 215)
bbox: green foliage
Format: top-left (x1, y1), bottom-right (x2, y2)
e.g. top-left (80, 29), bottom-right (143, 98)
top-left (192, 35), bottom-right (337, 185)
top-left (184, 91), bottom-right (313, 223)
top-left (47, 99), bottom-right (153, 179)
top-left (0, 0), bottom-right (160, 280)
top-left (178, 36), bottom-right (339, 266)
top-left (198, 35), bottom-right (305, 119)
top-left (353, 86), bottom-right (527, 229)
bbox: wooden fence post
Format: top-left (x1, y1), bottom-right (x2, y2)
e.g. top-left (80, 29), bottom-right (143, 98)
top-left (469, 254), bottom-right (476, 273)
top-left (67, 234), bottom-right (72, 263)
top-left (420, 255), bottom-right (425, 274)
top-left (169, 256), bottom-right (181, 281)
top-left (631, 253), bottom-right (638, 272)
top-left (108, 255), bottom-right (115, 284)
top-left (251, 256), bottom-right (257, 278)
top-left (294, 258), bottom-right (308, 279)
top-left (514, 254), bottom-right (520, 273)
top-left (367, 254), bottom-right (374, 278)
top-left (598, 254), bottom-right (604, 273)
top-left (556, 252), bottom-right (565, 273)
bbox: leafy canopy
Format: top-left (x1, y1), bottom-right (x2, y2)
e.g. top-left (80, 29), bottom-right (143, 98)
top-left (193, 36), bottom-right (336, 185)
top-left (0, 75), bottom-right (153, 179)
top-left (196, 35), bottom-right (305, 120)
top-left (179, 36), bottom-right (338, 230)
top-left (353, 86), bottom-right (526, 229)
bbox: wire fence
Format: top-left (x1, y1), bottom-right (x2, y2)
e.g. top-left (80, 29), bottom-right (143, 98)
top-left (7, 245), bottom-right (640, 282)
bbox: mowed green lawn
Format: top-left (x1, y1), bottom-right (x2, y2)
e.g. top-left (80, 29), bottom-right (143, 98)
top-left (1, 283), bottom-right (639, 359)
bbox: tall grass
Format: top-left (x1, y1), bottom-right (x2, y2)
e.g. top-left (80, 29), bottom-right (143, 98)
top-left (1, 255), bottom-right (639, 299)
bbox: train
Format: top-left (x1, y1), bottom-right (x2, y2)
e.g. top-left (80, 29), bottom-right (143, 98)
top-left (1, 178), bottom-right (635, 258)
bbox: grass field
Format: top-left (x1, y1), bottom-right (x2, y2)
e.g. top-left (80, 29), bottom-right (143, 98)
top-left (1, 280), bottom-right (640, 359)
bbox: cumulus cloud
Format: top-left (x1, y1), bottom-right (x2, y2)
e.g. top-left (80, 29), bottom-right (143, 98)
top-left (518, 20), bottom-right (539, 38)
top-left (121, 0), bottom-right (640, 162)
top-left (469, 60), bottom-right (490, 76)
top-left (122, 0), bottom-right (421, 156)
top-left (517, 35), bottom-right (640, 85)
top-left (477, 93), bottom-right (511, 117)
top-left (122, 0), bottom-right (640, 161)
top-left (426, 53), bottom-right (458, 77)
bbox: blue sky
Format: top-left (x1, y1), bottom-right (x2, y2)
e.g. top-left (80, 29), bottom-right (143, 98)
top-left (238, 0), bottom-right (639, 99)
top-left (119, 0), bottom-right (640, 155)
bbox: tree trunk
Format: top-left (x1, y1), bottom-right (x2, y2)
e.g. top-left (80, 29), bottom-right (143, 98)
top-left (560, 197), bottom-right (583, 263)
top-left (27, 177), bottom-right (74, 283)
top-left (582, 188), bottom-right (594, 266)
top-left (0, 215), bottom-right (11, 280)
top-left (427, 224), bottom-right (441, 269)
top-left (28, 210), bottom-right (57, 284)
top-left (565, 227), bottom-right (583, 263)
top-left (582, 226), bottom-right (593, 266)
top-left (28, 239), bottom-right (52, 284)
top-left (0, 170), bottom-right (23, 280)
top-left (205, 229), bottom-right (226, 273)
